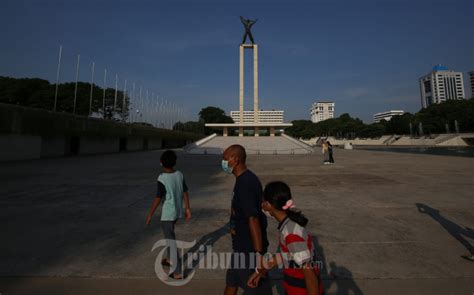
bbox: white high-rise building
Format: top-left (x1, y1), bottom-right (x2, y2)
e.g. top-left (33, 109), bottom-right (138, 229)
top-left (230, 110), bottom-right (284, 124)
top-left (469, 71), bottom-right (474, 98)
top-left (419, 65), bottom-right (465, 108)
top-left (310, 101), bottom-right (334, 123)
top-left (373, 110), bottom-right (405, 123)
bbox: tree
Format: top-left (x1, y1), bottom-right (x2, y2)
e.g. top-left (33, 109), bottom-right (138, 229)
top-left (359, 123), bottom-right (385, 138)
top-left (285, 120), bottom-right (315, 139)
top-left (198, 106), bottom-right (233, 123)
top-left (384, 113), bottom-right (414, 135)
top-left (198, 106), bottom-right (233, 135)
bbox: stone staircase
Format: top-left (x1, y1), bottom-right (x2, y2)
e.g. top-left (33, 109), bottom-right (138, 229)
top-left (185, 135), bottom-right (314, 155)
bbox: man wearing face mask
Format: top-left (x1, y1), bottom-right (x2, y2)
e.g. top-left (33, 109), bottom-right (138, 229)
top-left (222, 145), bottom-right (271, 295)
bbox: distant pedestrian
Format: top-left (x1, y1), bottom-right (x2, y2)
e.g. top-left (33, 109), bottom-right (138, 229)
top-left (322, 141), bottom-right (329, 164)
top-left (327, 141), bottom-right (335, 164)
top-left (146, 150), bottom-right (192, 280)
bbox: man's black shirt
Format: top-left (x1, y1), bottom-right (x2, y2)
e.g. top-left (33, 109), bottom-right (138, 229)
top-left (231, 169), bottom-right (269, 253)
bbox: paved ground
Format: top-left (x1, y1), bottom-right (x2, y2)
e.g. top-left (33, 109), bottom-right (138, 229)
top-left (1, 149), bottom-right (473, 294)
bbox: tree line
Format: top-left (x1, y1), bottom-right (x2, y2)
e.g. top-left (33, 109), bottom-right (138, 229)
top-left (0, 76), bottom-right (231, 134)
top-left (0, 76), bottom-right (129, 120)
top-left (4, 75), bottom-right (473, 138)
top-left (285, 98), bottom-right (474, 139)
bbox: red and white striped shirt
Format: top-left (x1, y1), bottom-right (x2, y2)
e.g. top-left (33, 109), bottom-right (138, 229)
top-left (278, 217), bottom-right (323, 295)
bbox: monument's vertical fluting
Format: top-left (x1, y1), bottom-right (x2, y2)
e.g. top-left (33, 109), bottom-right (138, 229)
top-left (239, 45), bottom-right (245, 124)
top-left (239, 44), bottom-right (259, 136)
top-left (253, 44), bottom-right (258, 124)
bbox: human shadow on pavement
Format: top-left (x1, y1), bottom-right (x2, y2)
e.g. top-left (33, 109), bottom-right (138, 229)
top-left (182, 222), bottom-right (230, 277)
top-left (313, 233), bottom-right (363, 295)
top-left (268, 234), bottom-right (363, 295)
top-left (416, 203), bottom-right (474, 259)
top-left (326, 261), bottom-right (363, 295)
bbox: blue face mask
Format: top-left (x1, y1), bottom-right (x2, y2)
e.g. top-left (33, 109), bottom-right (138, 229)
top-left (221, 160), bottom-right (234, 174)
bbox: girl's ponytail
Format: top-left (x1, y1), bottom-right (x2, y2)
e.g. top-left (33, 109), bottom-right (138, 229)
top-left (286, 208), bottom-right (308, 227)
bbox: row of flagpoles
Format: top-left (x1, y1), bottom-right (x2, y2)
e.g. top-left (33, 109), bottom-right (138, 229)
top-left (52, 44), bottom-right (188, 130)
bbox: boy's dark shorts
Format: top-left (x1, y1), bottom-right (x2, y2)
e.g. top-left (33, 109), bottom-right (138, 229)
top-left (226, 267), bottom-right (272, 294)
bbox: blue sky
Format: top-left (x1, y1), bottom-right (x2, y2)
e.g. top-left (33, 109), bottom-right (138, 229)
top-left (1, 0), bottom-right (473, 122)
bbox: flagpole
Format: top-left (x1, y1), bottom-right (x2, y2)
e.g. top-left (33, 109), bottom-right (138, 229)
top-left (122, 79), bottom-right (127, 121)
top-left (113, 74), bottom-right (118, 116)
top-left (138, 86), bottom-right (143, 121)
top-left (53, 44), bottom-right (62, 111)
top-left (73, 54), bottom-right (80, 114)
top-left (102, 68), bottom-right (107, 118)
top-left (131, 82), bottom-right (136, 122)
top-left (145, 89), bottom-right (149, 123)
top-left (89, 62), bottom-right (95, 116)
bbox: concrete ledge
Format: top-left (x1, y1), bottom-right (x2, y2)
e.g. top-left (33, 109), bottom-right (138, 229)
top-left (79, 137), bottom-right (119, 155)
top-left (0, 134), bottom-right (41, 161)
top-left (40, 136), bottom-right (67, 158)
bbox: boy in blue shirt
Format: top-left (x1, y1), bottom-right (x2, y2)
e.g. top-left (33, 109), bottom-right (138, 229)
top-left (146, 150), bottom-right (191, 279)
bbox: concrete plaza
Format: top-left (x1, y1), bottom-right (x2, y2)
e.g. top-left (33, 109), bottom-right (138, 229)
top-left (1, 149), bottom-right (473, 294)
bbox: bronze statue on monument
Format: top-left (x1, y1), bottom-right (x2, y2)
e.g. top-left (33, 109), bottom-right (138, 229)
top-left (240, 16), bottom-right (258, 44)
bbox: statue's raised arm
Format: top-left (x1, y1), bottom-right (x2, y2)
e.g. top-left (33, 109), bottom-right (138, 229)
top-left (249, 18), bottom-right (258, 27)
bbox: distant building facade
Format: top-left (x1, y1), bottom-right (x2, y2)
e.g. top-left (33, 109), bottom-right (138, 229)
top-left (310, 101), bottom-right (335, 123)
top-left (373, 110), bottom-right (405, 123)
top-left (230, 110), bottom-right (284, 124)
top-left (469, 71), bottom-right (474, 98)
top-left (419, 65), bottom-right (465, 108)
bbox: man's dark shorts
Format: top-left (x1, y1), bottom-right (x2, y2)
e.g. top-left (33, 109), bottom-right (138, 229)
top-left (226, 267), bottom-right (272, 294)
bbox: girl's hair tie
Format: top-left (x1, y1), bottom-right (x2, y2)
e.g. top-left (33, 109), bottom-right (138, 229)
top-left (282, 199), bottom-right (295, 210)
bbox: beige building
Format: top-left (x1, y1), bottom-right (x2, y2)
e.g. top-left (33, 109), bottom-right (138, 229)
top-left (230, 110), bottom-right (284, 124)
top-left (310, 101), bottom-right (335, 123)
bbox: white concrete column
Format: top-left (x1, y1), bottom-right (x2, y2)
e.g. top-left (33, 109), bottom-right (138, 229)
top-left (239, 45), bottom-right (244, 124)
top-left (223, 127), bottom-right (228, 137)
top-left (254, 127), bottom-right (259, 137)
top-left (270, 127), bottom-right (275, 137)
top-left (253, 44), bottom-right (259, 124)
top-left (239, 127), bottom-right (244, 137)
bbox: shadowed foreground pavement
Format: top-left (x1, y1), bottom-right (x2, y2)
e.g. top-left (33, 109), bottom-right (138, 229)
top-left (1, 149), bottom-right (473, 294)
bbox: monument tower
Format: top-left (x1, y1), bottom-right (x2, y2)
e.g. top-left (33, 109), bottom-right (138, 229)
top-left (238, 16), bottom-right (259, 136)
top-left (239, 43), bottom-right (259, 136)
top-left (204, 16), bottom-right (292, 137)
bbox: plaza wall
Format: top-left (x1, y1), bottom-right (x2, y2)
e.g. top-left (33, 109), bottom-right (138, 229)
top-left (0, 103), bottom-right (202, 162)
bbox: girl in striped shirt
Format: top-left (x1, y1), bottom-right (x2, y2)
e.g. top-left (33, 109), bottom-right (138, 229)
top-left (247, 181), bottom-right (323, 295)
